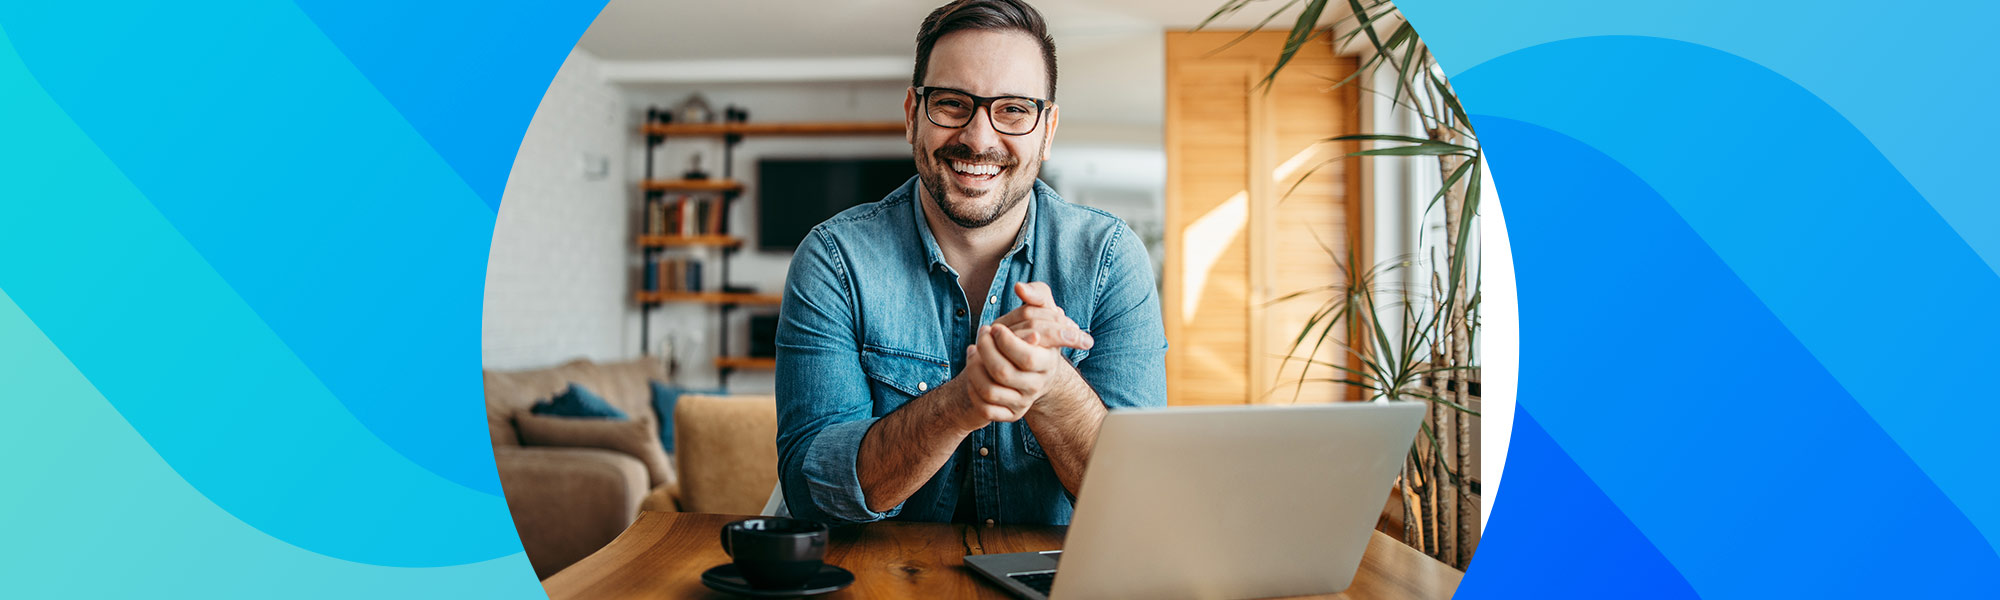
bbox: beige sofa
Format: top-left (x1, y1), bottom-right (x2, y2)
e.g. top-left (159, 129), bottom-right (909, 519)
top-left (484, 357), bottom-right (781, 579)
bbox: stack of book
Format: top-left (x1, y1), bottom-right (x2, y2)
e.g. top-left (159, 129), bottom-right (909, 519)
top-left (646, 195), bottom-right (728, 236)
top-left (644, 256), bottom-right (704, 293)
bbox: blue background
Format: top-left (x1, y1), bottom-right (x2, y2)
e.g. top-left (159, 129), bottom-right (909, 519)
top-left (1, 0), bottom-right (1994, 597)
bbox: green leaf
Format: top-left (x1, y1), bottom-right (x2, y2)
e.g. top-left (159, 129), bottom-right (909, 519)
top-left (1385, 22), bottom-right (1418, 107)
top-left (1194, 0), bottom-right (1258, 30)
top-left (1443, 156), bottom-right (1481, 311)
top-left (1430, 71), bottom-right (1472, 135)
top-left (1201, 0), bottom-right (1304, 57)
top-left (1346, 0), bottom-right (1386, 61)
top-left (1350, 144), bottom-right (1473, 157)
top-left (1427, 157), bottom-right (1476, 214)
top-left (1278, 156), bottom-right (1339, 205)
top-left (1329, 134), bottom-right (1435, 144)
top-left (1402, 391), bottom-right (1481, 416)
top-left (1260, 0), bottom-right (1330, 89)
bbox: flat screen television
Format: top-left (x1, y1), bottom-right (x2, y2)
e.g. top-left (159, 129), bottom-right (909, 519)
top-left (757, 157), bottom-right (917, 252)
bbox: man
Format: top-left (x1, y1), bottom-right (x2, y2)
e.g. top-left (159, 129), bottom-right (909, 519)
top-left (775, 0), bottom-right (1166, 526)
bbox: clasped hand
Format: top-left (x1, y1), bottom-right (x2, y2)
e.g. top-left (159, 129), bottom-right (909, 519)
top-left (954, 282), bottom-right (1093, 430)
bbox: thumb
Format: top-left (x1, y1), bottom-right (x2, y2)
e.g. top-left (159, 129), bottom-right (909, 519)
top-left (1014, 281), bottom-right (1054, 307)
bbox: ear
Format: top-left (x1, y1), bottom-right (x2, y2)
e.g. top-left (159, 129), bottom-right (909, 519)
top-left (1039, 103), bottom-right (1059, 162)
top-left (904, 87), bottom-right (920, 145)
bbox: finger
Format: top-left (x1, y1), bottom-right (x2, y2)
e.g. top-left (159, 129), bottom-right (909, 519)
top-left (992, 324), bottom-right (1054, 372)
top-left (1013, 281), bottom-right (1055, 307)
top-left (1055, 314), bottom-right (1094, 350)
top-left (975, 325), bottom-right (1025, 386)
top-left (976, 381), bottom-right (1028, 411)
top-left (993, 304), bottom-right (1063, 329)
top-left (1006, 319), bottom-right (1093, 351)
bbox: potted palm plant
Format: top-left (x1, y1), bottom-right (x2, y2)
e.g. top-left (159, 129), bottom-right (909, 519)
top-left (1200, 0), bottom-right (1483, 569)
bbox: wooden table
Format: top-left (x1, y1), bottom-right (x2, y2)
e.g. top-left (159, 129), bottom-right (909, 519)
top-left (544, 512), bottom-right (1462, 599)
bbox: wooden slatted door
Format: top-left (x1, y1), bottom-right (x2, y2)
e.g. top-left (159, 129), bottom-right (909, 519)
top-left (1164, 31), bottom-right (1361, 406)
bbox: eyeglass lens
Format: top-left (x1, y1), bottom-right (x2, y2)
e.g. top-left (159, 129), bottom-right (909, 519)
top-left (925, 89), bottom-right (1040, 135)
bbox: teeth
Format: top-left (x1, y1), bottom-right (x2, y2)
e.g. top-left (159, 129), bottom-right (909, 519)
top-left (951, 161), bottom-right (1001, 176)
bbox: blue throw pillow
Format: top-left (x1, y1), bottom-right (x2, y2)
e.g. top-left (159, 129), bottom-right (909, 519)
top-left (651, 380), bottom-right (723, 454)
top-left (530, 383), bottom-right (627, 420)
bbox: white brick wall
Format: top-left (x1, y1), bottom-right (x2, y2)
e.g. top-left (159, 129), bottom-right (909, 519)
top-left (483, 49), bottom-right (635, 371)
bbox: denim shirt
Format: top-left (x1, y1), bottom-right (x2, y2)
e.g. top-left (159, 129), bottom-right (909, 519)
top-left (775, 176), bottom-right (1167, 526)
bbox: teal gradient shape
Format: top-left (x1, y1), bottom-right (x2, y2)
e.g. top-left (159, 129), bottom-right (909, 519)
top-left (0, 0), bottom-right (529, 495)
top-left (0, 22), bottom-right (521, 566)
top-left (0, 289), bottom-right (542, 596)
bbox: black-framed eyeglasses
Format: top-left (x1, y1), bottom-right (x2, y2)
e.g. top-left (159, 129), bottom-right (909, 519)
top-left (915, 86), bottom-right (1048, 136)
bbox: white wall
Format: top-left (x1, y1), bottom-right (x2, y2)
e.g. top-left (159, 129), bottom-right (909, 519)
top-left (624, 74), bottom-right (1166, 393)
top-left (483, 48), bottom-right (633, 371)
top-left (486, 32), bottom-right (1169, 388)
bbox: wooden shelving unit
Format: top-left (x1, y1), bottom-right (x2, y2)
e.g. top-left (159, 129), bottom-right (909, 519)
top-left (642, 121), bottom-right (904, 137)
top-left (638, 234), bottom-right (742, 248)
top-left (641, 178), bottom-right (744, 193)
top-left (713, 356), bottom-right (776, 370)
top-left (638, 116), bottom-right (905, 386)
top-left (636, 291), bottom-right (783, 305)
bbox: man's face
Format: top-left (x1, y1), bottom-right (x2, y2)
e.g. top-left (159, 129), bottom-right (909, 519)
top-left (906, 29), bottom-right (1059, 230)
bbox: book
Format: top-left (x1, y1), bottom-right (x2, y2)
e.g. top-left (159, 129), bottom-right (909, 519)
top-left (707, 197), bottom-right (727, 235)
top-left (643, 253), bottom-right (658, 291)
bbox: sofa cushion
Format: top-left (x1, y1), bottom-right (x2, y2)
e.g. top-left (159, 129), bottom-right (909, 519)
top-left (484, 359), bottom-right (601, 447)
top-left (673, 394), bottom-right (779, 515)
top-left (590, 357), bottom-right (669, 418)
top-left (531, 383), bottom-right (627, 419)
top-left (515, 413), bottom-right (675, 489)
top-left (651, 381), bottom-right (725, 454)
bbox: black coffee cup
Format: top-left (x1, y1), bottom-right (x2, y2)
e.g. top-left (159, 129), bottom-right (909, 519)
top-left (719, 517), bottom-right (829, 589)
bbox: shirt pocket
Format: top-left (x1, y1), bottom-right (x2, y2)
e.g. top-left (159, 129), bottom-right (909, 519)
top-left (859, 346), bottom-right (951, 416)
top-left (1020, 425), bottom-right (1049, 460)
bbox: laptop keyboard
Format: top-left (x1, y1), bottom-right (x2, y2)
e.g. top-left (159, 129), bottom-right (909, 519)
top-left (1009, 571), bottom-right (1056, 595)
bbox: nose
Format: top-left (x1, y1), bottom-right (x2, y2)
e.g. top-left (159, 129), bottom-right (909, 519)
top-left (954, 104), bottom-right (1004, 152)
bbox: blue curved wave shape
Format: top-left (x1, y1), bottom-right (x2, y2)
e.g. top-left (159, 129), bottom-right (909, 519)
top-left (1399, 0), bottom-right (2000, 275)
top-left (289, 0), bottom-right (608, 210)
top-left (0, 0), bottom-right (592, 502)
top-left (0, 26), bottom-right (521, 566)
top-left (1465, 48), bottom-right (2000, 596)
top-left (1461, 409), bottom-right (1698, 598)
top-left (0, 0), bottom-right (612, 566)
top-left (0, 290), bottom-right (541, 596)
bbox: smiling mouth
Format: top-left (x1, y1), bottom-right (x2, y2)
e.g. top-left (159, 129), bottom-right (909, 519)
top-left (950, 160), bottom-right (1006, 182)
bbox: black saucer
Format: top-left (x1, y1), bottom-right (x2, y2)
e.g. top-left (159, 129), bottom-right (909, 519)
top-left (700, 563), bottom-right (854, 598)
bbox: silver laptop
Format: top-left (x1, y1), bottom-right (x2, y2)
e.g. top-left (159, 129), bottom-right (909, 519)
top-left (965, 402), bottom-right (1426, 600)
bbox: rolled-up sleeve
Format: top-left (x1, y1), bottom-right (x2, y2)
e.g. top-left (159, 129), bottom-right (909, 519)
top-left (1080, 223), bottom-right (1169, 410)
top-left (775, 228), bottom-right (902, 524)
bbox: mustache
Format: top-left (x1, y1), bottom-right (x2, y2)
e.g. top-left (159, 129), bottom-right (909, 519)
top-left (932, 143), bottom-right (1017, 167)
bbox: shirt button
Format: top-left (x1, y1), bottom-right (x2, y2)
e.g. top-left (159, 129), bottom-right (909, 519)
top-left (956, 308), bottom-right (966, 317)
top-left (979, 447), bottom-right (990, 457)
top-left (985, 519), bottom-right (996, 526)
top-left (988, 296), bottom-right (998, 305)
top-left (918, 381), bottom-right (928, 392)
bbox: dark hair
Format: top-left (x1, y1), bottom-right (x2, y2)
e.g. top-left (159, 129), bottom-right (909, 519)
top-left (912, 0), bottom-right (1058, 102)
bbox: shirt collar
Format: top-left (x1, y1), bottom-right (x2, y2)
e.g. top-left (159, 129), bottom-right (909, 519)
top-left (910, 178), bottom-right (1043, 272)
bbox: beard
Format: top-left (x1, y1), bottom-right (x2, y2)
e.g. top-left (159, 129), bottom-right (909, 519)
top-left (915, 139), bottom-right (1040, 229)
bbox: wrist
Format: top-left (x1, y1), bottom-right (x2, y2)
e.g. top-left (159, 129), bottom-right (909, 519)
top-left (939, 378), bottom-right (990, 435)
top-left (1030, 361), bottom-right (1083, 417)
